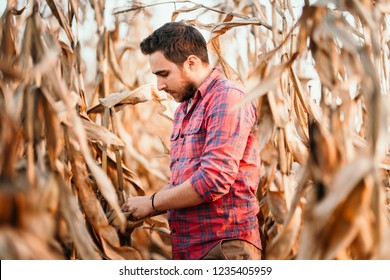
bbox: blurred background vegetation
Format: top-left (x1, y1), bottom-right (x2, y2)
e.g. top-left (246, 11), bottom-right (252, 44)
top-left (0, 0), bottom-right (389, 260)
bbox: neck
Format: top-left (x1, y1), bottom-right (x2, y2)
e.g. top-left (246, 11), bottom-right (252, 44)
top-left (193, 65), bottom-right (213, 88)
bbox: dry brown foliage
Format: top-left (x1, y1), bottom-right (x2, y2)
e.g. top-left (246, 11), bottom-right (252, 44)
top-left (0, 0), bottom-right (389, 260)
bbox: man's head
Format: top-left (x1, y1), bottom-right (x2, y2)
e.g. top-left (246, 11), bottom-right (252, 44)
top-left (140, 21), bottom-right (209, 65)
top-left (140, 22), bottom-right (211, 103)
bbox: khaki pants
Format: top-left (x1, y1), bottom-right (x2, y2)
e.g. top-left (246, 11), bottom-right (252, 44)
top-left (201, 240), bottom-right (262, 260)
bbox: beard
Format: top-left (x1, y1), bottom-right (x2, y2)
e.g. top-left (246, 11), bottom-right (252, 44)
top-left (178, 82), bottom-right (197, 103)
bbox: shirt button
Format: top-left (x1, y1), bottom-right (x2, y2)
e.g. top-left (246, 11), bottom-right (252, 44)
top-left (180, 134), bottom-right (184, 138)
top-left (171, 228), bottom-right (176, 233)
top-left (176, 158), bottom-right (179, 162)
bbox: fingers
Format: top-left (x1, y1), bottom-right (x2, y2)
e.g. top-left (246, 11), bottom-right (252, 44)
top-left (121, 199), bottom-right (140, 220)
top-left (121, 196), bottom-right (152, 220)
top-left (121, 200), bottom-right (134, 212)
top-left (121, 204), bottom-right (137, 214)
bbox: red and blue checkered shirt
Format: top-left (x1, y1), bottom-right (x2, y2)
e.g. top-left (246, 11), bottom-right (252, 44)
top-left (168, 67), bottom-right (261, 259)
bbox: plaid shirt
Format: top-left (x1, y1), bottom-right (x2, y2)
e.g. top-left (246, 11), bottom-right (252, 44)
top-left (168, 68), bottom-right (261, 260)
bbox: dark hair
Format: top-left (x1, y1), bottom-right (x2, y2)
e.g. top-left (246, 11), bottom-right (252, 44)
top-left (140, 22), bottom-right (209, 65)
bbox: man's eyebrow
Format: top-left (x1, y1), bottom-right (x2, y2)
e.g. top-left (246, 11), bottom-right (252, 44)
top-left (152, 70), bottom-right (168, 75)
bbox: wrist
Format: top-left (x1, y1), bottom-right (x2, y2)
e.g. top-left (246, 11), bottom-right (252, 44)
top-left (150, 192), bottom-right (157, 212)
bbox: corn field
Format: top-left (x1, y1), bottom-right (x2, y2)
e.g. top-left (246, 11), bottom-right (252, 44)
top-left (0, 0), bottom-right (389, 260)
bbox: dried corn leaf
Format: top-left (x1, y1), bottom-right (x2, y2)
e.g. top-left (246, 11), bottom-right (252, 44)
top-left (81, 117), bottom-right (125, 147)
top-left (288, 62), bottom-right (323, 125)
top-left (88, 84), bottom-right (165, 113)
top-left (172, 4), bottom-right (203, 22)
top-left (57, 174), bottom-right (101, 260)
top-left (116, 120), bottom-right (170, 183)
top-left (267, 182), bottom-right (289, 225)
top-left (144, 217), bottom-right (171, 246)
top-left (239, 55), bottom-right (295, 108)
top-left (39, 93), bottom-right (64, 170)
top-left (267, 204), bottom-right (302, 259)
top-left (99, 225), bottom-right (142, 260)
top-left (313, 155), bottom-right (373, 223)
top-left (285, 122), bottom-right (308, 164)
top-left (318, 177), bottom-right (373, 259)
top-left (46, 0), bottom-right (75, 47)
top-left (0, 227), bottom-right (64, 259)
top-left (108, 35), bottom-right (132, 88)
top-left (92, 142), bottom-right (145, 195)
top-left (0, 112), bottom-right (21, 178)
top-left (69, 115), bottom-right (126, 231)
top-left (66, 133), bottom-right (131, 256)
top-left (208, 36), bottom-right (241, 83)
top-left (308, 120), bottom-right (338, 179)
top-left (257, 96), bottom-right (275, 152)
top-left (210, 18), bottom-right (273, 40)
top-left (0, 8), bottom-right (17, 61)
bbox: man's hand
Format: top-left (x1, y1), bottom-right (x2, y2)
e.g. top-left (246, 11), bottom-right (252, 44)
top-left (121, 196), bottom-right (154, 220)
top-left (121, 180), bottom-right (203, 220)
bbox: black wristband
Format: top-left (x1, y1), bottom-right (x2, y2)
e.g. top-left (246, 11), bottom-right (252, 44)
top-left (150, 192), bottom-right (157, 211)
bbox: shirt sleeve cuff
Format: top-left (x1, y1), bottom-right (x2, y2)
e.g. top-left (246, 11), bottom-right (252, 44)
top-left (189, 171), bottom-right (214, 202)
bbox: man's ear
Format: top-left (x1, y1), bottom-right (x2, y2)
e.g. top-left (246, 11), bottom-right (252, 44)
top-left (186, 55), bottom-right (200, 71)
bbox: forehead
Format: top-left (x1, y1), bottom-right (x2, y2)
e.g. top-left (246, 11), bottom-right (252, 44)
top-left (149, 51), bottom-right (180, 74)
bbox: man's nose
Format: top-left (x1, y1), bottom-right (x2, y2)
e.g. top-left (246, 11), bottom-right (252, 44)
top-left (157, 78), bottom-right (167, 91)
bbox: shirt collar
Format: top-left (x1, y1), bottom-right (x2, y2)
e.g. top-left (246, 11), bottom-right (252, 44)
top-left (195, 67), bottom-right (223, 99)
top-left (179, 67), bottom-right (223, 115)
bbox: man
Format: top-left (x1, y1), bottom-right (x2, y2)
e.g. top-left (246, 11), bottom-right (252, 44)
top-left (122, 22), bottom-right (261, 260)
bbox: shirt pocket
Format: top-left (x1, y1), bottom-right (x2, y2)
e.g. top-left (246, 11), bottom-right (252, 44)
top-left (184, 120), bottom-right (205, 159)
top-left (170, 126), bottom-right (181, 166)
